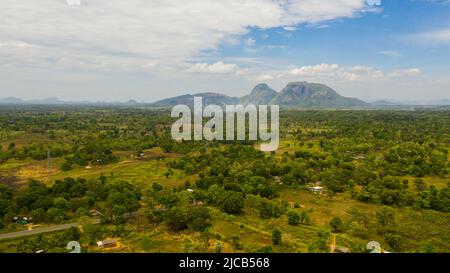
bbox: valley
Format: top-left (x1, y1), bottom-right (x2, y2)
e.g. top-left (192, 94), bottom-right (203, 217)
top-left (0, 107), bottom-right (448, 253)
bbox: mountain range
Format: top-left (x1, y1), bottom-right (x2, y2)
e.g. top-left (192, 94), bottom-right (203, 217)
top-left (1, 82), bottom-right (449, 108)
top-left (370, 98), bottom-right (450, 106)
top-left (0, 97), bottom-right (141, 106)
top-left (152, 82), bottom-right (369, 108)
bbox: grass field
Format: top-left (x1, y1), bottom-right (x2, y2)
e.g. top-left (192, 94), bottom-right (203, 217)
top-left (0, 147), bottom-right (193, 189)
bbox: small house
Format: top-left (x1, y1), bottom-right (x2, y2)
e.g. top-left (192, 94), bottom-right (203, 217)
top-left (274, 176), bottom-right (282, 185)
top-left (14, 216), bottom-right (30, 225)
top-left (334, 246), bottom-right (350, 253)
top-left (89, 209), bottom-right (102, 216)
top-left (309, 186), bottom-right (324, 194)
top-left (97, 239), bottom-right (117, 248)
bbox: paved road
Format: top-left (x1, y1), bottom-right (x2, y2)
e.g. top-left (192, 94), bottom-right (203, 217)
top-left (0, 219), bottom-right (100, 240)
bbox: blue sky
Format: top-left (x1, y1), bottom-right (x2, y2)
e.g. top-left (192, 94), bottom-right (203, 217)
top-left (237, 1), bottom-right (447, 69)
top-left (0, 0), bottom-right (449, 102)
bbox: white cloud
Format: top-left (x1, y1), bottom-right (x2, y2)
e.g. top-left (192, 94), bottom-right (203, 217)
top-left (388, 68), bottom-right (422, 77)
top-left (404, 28), bottom-right (450, 45)
top-left (284, 0), bottom-right (380, 24)
top-left (244, 38), bottom-right (256, 47)
top-left (0, 41), bottom-right (38, 50)
top-left (287, 63), bottom-right (383, 82)
top-left (0, 0), bottom-right (378, 71)
top-left (66, 0), bottom-right (81, 6)
top-left (187, 61), bottom-right (238, 74)
top-left (378, 50), bottom-right (402, 57)
top-left (366, 0), bottom-right (381, 5)
top-left (283, 26), bottom-right (297, 31)
top-left (290, 63), bottom-right (339, 76)
top-left (248, 63), bottom-right (422, 83)
top-left (255, 74), bottom-right (275, 81)
top-left (242, 63), bottom-right (430, 102)
top-left (222, 36), bottom-right (241, 46)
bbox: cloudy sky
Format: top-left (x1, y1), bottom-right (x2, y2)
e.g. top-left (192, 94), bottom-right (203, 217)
top-left (0, 0), bottom-right (449, 102)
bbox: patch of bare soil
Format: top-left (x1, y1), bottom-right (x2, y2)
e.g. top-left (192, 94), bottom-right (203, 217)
top-left (0, 175), bottom-right (20, 189)
top-left (137, 150), bottom-right (182, 161)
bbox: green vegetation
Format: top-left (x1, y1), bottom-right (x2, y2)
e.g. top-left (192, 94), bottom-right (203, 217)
top-left (0, 107), bottom-right (449, 253)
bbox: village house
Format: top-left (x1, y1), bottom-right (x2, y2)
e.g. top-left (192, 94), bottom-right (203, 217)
top-left (309, 186), bottom-right (324, 194)
top-left (96, 239), bottom-right (117, 248)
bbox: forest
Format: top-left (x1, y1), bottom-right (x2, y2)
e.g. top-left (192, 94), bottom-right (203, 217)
top-left (0, 106), bottom-right (448, 253)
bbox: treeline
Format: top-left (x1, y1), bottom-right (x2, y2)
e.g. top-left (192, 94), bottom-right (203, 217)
top-left (0, 142), bottom-right (69, 161)
top-left (0, 176), bottom-right (141, 228)
top-left (170, 144), bottom-right (450, 213)
top-left (355, 177), bottom-right (450, 211)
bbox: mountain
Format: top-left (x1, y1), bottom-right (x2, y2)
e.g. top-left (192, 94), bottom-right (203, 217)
top-left (0, 97), bottom-right (24, 104)
top-left (152, 82), bottom-right (369, 108)
top-left (270, 82), bottom-right (368, 108)
top-left (0, 97), bottom-right (145, 105)
top-left (371, 99), bottom-right (400, 106)
top-left (152, 92), bottom-right (239, 107)
top-left (426, 99), bottom-right (450, 105)
top-left (403, 99), bottom-right (450, 106)
top-left (371, 99), bottom-right (450, 106)
top-left (3, 83), bottom-right (446, 108)
top-left (240, 83), bottom-right (277, 105)
top-left (38, 97), bottom-right (64, 104)
top-left (0, 97), bottom-right (65, 105)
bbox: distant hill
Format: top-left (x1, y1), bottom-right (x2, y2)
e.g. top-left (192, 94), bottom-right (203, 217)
top-left (399, 99), bottom-right (450, 106)
top-left (2, 85), bottom-right (448, 108)
top-left (240, 83), bottom-right (278, 105)
top-left (152, 81), bottom-right (369, 108)
top-left (0, 97), bottom-right (24, 104)
top-left (0, 97), bottom-right (64, 105)
top-left (0, 97), bottom-right (144, 106)
top-left (152, 92), bottom-right (239, 107)
top-left (370, 99), bottom-right (450, 106)
top-left (269, 82), bottom-right (368, 108)
top-left (371, 99), bottom-right (400, 106)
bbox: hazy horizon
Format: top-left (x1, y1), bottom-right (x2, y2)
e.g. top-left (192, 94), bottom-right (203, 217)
top-left (1, 81), bottom-right (450, 105)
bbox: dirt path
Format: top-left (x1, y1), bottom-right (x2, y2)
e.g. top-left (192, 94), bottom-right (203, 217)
top-left (330, 233), bottom-right (336, 253)
top-left (0, 219), bottom-right (100, 240)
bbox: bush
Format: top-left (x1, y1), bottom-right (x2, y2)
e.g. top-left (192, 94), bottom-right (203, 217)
top-left (164, 206), bottom-right (189, 231)
top-left (47, 208), bottom-right (65, 223)
top-left (258, 199), bottom-right (284, 219)
top-left (152, 183), bottom-right (163, 191)
top-left (76, 207), bottom-right (88, 217)
top-left (300, 211), bottom-right (311, 225)
top-left (376, 206), bottom-right (396, 234)
top-left (272, 228), bottom-right (282, 246)
top-left (214, 241), bottom-right (224, 253)
top-left (140, 237), bottom-right (154, 251)
top-left (64, 226), bottom-right (82, 242)
top-left (384, 231), bottom-right (402, 250)
top-left (60, 162), bottom-right (72, 171)
top-left (30, 208), bottom-right (47, 223)
top-left (188, 207), bottom-right (210, 231)
top-left (308, 227), bottom-right (331, 253)
top-left (257, 246), bottom-right (273, 253)
top-left (220, 191), bottom-right (244, 215)
top-left (287, 211), bottom-right (300, 225)
top-left (329, 217), bottom-right (344, 233)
